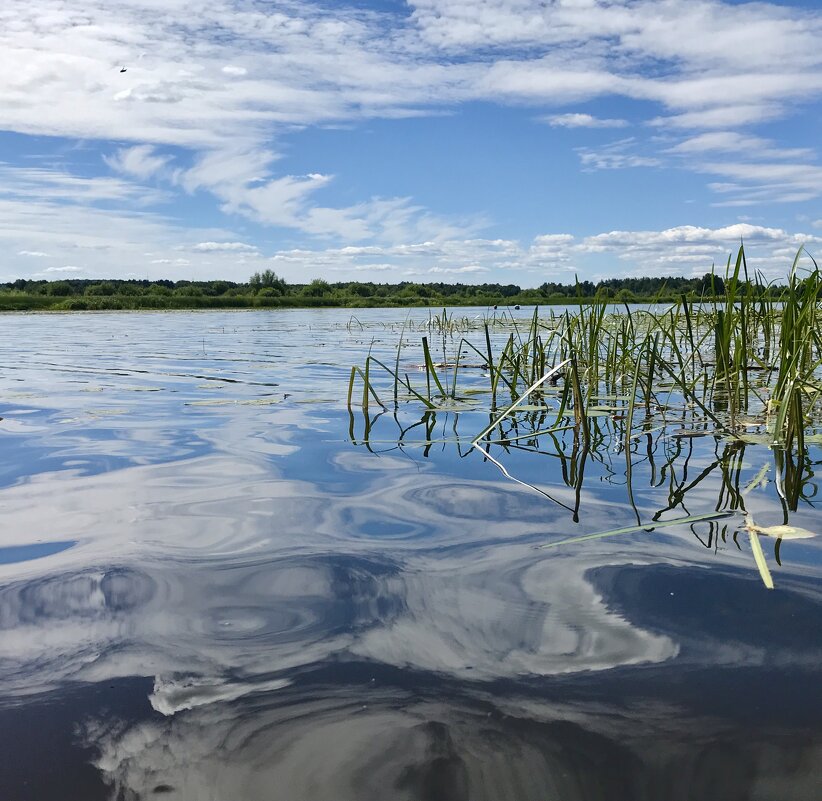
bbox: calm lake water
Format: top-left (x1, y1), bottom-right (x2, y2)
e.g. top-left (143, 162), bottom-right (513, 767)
top-left (1, 308), bottom-right (820, 801)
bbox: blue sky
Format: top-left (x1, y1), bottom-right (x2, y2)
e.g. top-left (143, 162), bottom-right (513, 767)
top-left (1, 0), bottom-right (821, 285)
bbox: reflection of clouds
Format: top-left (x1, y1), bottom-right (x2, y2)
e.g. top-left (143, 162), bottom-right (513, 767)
top-left (0, 568), bottom-right (152, 696)
top-left (84, 687), bottom-right (822, 801)
top-left (0, 552), bottom-right (404, 696)
top-left (1, 392), bottom-right (821, 798)
top-left (0, 443), bottom-right (681, 699)
top-left (149, 675), bottom-right (290, 715)
top-left (0, 543), bottom-right (675, 701)
top-left (2, 441), bottom-right (820, 701)
top-left (353, 546), bottom-right (678, 678)
top-left (86, 689), bottom-right (637, 801)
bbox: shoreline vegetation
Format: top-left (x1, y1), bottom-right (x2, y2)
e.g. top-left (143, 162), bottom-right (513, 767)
top-left (1, 261), bottom-right (815, 311)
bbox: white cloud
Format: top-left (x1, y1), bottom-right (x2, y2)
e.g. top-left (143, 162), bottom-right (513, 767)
top-left (410, 0), bottom-right (822, 73)
top-left (583, 223), bottom-right (796, 248)
top-left (0, 164), bottom-right (164, 206)
top-left (424, 265), bottom-right (489, 274)
top-left (176, 146), bottom-right (483, 243)
top-left (650, 105), bottom-right (784, 130)
top-left (190, 241), bottom-right (258, 252)
top-left (697, 161), bottom-right (822, 205)
top-left (17, 249), bottom-right (49, 257)
top-left (0, 186), bottom-right (817, 286)
top-left (0, 192), bottom-right (260, 283)
top-left (1, 0), bottom-right (821, 148)
top-left (577, 138), bottom-right (661, 170)
top-left (669, 132), bottom-right (813, 160)
top-left (1, 0), bottom-right (822, 272)
top-left (576, 223), bottom-right (820, 279)
top-left (104, 145), bottom-right (172, 179)
top-left (543, 113), bottom-right (628, 128)
top-left (266, 224), bottom-right (820, 283)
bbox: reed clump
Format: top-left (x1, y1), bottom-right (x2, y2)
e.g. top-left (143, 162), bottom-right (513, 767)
top-left (348, 246), bottom-right (821, 456)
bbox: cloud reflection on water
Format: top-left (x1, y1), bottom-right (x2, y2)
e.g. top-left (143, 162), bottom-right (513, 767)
top-left (83, 682), bottom-right (822, 801)
top-left (1, 310), bottom-right (820, 799)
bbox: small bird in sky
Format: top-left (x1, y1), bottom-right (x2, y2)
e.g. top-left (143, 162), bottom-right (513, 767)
top-left (120, 66), bottom-right (127, 73)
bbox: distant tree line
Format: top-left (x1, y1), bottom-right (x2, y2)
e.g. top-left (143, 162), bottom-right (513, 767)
top-left (0, 269), bottom-right (800, 312)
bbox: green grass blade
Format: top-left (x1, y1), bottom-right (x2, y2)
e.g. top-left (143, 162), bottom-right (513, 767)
top-left (539, 510), bottom-right (734, 549)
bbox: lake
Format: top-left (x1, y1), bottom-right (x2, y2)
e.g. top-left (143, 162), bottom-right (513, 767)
top-left (1, 308), bottom-right (820, 801)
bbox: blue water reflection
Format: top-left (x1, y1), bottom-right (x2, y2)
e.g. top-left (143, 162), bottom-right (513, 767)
top-left (0, 541), bottom-right (76, 565)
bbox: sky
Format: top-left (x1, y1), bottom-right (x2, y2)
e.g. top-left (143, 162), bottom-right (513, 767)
top-left (2, 0), bottom-right (822, 286)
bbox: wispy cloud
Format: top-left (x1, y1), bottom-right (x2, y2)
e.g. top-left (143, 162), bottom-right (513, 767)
top-left (577, 138), bottom-right (662, 170)
top-left (699, 162), bottom-right (822, 205)
top-left (1, 188), bottom-right (818, 286)
top-left (669, 132), bottom-right (813, 160)
top-left (543, 113), bottom-right (628, 129)
top-left (104, 145), bottom-right (172, 180)
top-left (190, 241), bottom-right (258, 253)
top-left (649, 105), bottom-right (785, 130)
top-left (0, 164), bottom-right (165, 206)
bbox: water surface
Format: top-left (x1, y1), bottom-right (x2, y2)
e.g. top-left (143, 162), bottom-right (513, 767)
top-left (0, 309), bottom-right (820, 801)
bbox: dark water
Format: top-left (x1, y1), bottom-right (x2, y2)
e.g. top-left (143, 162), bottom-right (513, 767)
top-left (0, 309), bottom-right (820, 801)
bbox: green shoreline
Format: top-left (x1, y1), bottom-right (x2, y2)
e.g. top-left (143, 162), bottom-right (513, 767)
top-left (0, 270), bottom-right (772, 312)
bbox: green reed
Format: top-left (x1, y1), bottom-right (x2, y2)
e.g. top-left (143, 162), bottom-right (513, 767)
top-left (348, 246), bottom-right (821, 459)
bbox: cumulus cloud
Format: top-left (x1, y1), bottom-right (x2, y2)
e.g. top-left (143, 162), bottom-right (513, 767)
top-left (575, 223), bottom-right (820, 278)
top-left (258, 224), bottom-right (819, 283)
